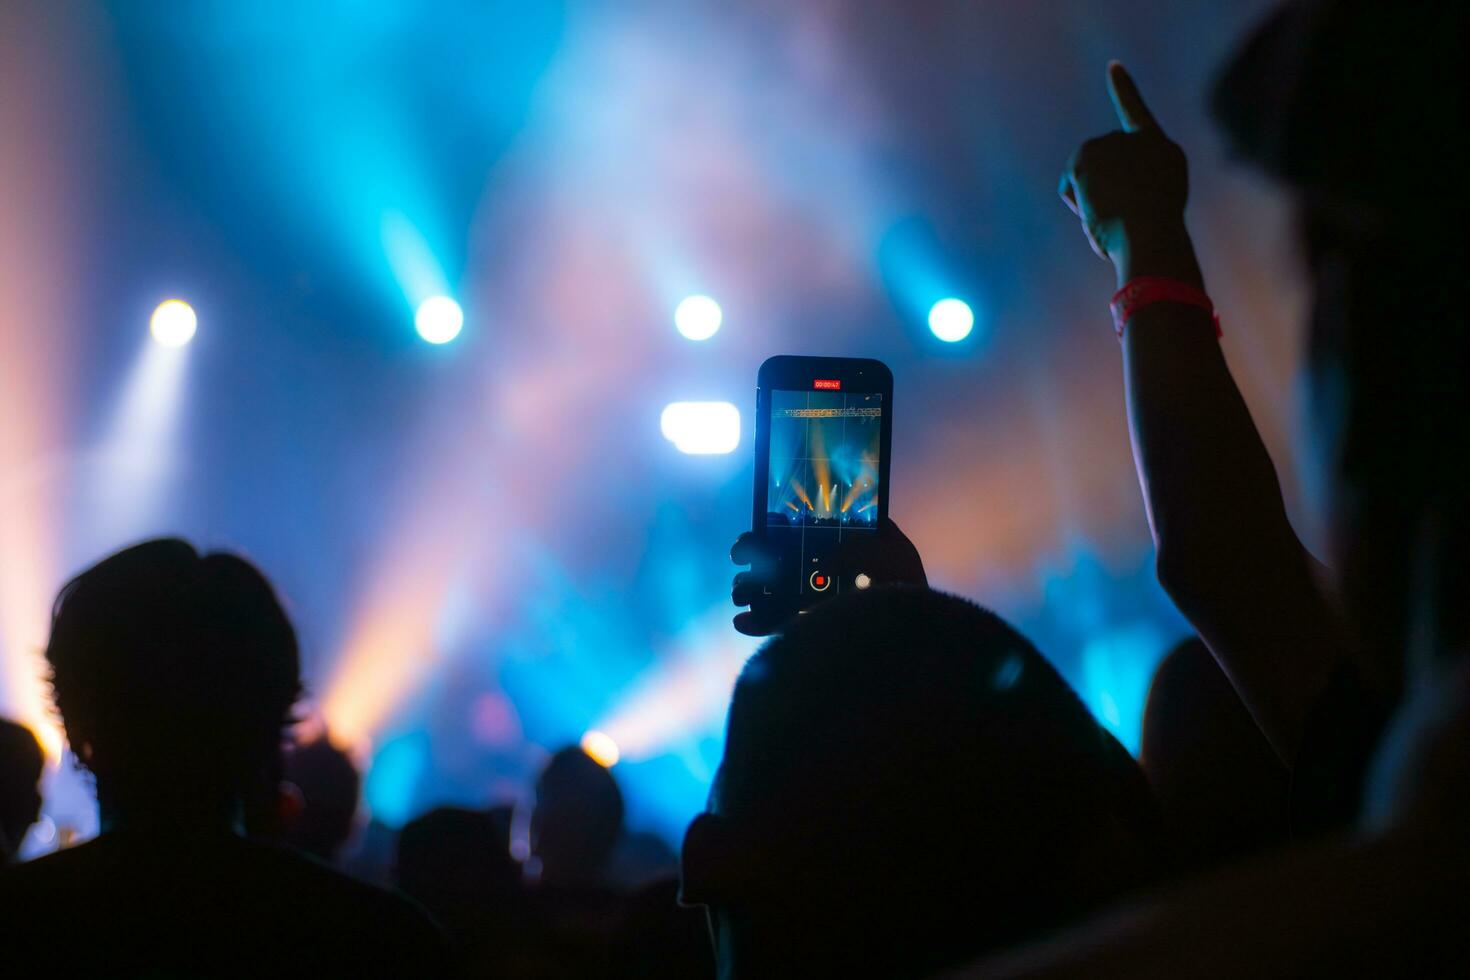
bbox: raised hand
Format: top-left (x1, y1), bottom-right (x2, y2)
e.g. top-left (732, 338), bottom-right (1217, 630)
top-left (1060, 62), bottom-right (1200, 287)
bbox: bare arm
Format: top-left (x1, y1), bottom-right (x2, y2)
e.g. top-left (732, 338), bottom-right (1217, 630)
top-left (1061, 64), bottom-right (1345, 764)
top-left (1122, 268), bottom-right (1342, 764)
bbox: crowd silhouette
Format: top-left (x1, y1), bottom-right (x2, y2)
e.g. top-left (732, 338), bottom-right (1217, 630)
top-left (2, 1), bottom-right (1466, 976)
top-left (0, 719), bottom-right (43, 864)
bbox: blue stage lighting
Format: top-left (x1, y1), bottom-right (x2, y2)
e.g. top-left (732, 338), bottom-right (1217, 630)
top-left (363, 732), bottom-right (429, 828)
top-left (927, 298), bottom-right (974, 342)
top-left (1080, 622), bottom-right (1168, 755)
top-left (674, 295), bottom-right (722, 341)
top-left (150, 299), bottom-right (197, 348)
top-left (415, 295), bottom-right (464, 344)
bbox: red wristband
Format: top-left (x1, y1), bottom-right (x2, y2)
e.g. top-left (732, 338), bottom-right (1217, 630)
top-left (1110, 276), bottom-right (1222, 339)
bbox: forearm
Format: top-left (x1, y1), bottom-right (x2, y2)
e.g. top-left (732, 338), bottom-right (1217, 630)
top-left (1060, 63), bottom-right (1347, 762)
top-left (1122, 284), bottom-right (1292, 570)
top-left (1119, 227), bottom-right (1293, 568)
top-left (1118, 229), bottom-right (1343, 762)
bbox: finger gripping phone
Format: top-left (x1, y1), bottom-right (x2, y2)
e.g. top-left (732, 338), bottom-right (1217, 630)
top-left (752, 355), bottom-right (894, 615)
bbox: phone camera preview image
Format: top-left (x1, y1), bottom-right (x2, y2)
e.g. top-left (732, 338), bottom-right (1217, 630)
top-left (764, 388), bottom-right (882, 609)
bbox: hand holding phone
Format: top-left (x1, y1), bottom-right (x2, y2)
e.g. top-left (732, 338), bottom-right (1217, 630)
top-left (729, 355), bottom-right (925, 636)
top-left (730, 518), bottom-right (927, 636)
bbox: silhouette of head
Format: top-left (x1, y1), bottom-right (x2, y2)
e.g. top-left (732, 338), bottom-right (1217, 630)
top-left (45, 538), bottom-right (301, 829)
top-left (1213, 1), bottom-right (1468, 670)
top-left (0, 718), bottom-right (44, 861)
top-left (1142, 638), bottom-right (1289, 871)
top-left (282, 736), bottom-right (361, 862)
top-left (682, 588), bottom-right (1162, 978)
top-left (531, 747), bottom-right (624, 888)
top-left (396, 805), bottom-right (518, 914)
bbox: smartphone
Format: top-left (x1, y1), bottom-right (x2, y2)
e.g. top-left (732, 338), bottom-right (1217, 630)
top-left (751, 355), bottom-right (894, 616)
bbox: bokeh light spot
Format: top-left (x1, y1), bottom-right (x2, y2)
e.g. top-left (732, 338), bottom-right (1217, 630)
top-left (580, 730), bottom-right (621, 768)
top-left (673, 295), bottom-right (722, 341)
top-left (415, 295), bottom-right (464, 344)
top-left (927, 298), bottom-right (974, 342)
top-left (149, 299), bottom-right (197, 348)
top-left (471, 692), bottom-right (522, 747)
top-left (660, 401), bottom-right (741, 455)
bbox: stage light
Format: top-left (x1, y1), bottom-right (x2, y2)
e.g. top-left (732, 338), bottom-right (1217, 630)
top-left (593, 607), bottom-right (760, 765)
top-left (928, 298), bottom-right (974, 342)
top-left (580, 730), bottom-right (621, 768)
top-left (415, 295), bottom-right (463, 344)
top-left (660, 401), bottom-right (740, 455)
top-left (93, 323), bottom-right (192, 542)
top-left (149, 299), bottom-right (197, 348)
top-left (674, 295), bottom-right (722, 341)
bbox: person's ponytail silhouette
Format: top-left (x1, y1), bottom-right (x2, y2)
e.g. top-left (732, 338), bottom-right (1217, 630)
top-left (0, 539), bottom-right (446, 976)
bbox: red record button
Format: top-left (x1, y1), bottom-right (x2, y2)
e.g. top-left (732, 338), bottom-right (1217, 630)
top-left (809, 570), bottom-right (832, 592)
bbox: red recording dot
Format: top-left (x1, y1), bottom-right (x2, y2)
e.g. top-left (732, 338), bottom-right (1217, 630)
top-left (814, 576), bottom-right (826, 586)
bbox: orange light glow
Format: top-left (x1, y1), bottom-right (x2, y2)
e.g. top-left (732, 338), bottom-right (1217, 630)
top-left (594, 610), bottom-right (759, 764)
top-left (0, 15), bottom-right (79, 760)
top-left (579, 730), bottom-right (620, 768)
top-left (320, 467), bottom-right (499, 749)
top-left (789, 478), bottom-right (813, 511)
top-left (808, 426), bottom-right (831, 511)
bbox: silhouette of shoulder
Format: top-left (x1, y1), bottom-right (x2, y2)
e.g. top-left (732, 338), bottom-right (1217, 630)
top-left (1, 830), bottom-right (447, 977)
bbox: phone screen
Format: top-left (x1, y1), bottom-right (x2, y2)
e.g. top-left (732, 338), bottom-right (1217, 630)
top-left (763, 387), bottom-right (883, 602)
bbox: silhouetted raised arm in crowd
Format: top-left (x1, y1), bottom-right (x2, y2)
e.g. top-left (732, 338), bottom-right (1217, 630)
top-left (956, 1), bottom-right (1469, 975)
top-left (1060, 60), bottom-right (1349, 769)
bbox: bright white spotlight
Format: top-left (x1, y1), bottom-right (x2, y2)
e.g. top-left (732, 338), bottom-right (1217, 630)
top-left (660, 401), bottom-right (741, 455)
top-left (149, 299), bottom-right (197, 348)
top-left (674, 295), bottom-right (722, 341)
top-left (580, 730), bottom-right (621, 768)
top-left (415, 296), bottom-right (464, 344)
top-left (927, 298), bottom-right (974, 343)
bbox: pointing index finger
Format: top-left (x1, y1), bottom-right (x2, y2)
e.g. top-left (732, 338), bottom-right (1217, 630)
top-left (1106, 60), bottom-right (1161, 134)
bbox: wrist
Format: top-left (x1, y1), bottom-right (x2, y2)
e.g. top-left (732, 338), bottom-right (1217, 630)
top-left (1115, 224), bottom-right (1202, 290)
top-left (1111, 276), bottom-right (1221, 339)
